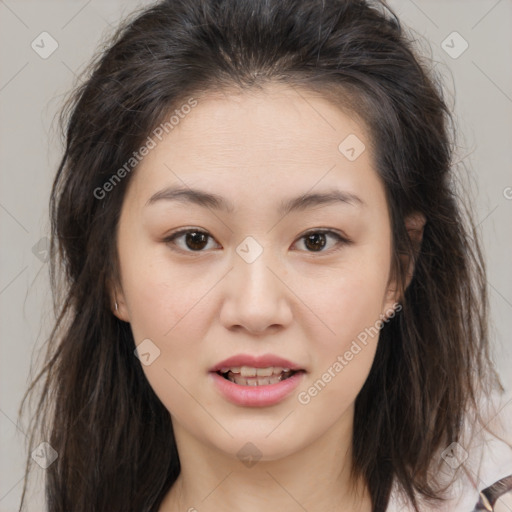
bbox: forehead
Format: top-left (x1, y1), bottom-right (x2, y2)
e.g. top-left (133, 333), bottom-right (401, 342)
top-left (163, 84), bottom-right (369, 159)
top-left (124, 83), bottom-right (383, 211)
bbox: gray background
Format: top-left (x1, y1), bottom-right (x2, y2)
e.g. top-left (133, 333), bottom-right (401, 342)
top-left (1, 1), bottom-right (511, 510)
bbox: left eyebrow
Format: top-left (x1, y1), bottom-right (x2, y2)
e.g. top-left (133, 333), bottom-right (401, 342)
top-left (145, 185), bottom-right (365, 215)
top-left (279, 189), bottom-right (365, 216)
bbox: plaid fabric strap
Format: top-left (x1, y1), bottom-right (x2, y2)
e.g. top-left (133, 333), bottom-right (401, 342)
top-left (471, 475), bottom-right (512, 511)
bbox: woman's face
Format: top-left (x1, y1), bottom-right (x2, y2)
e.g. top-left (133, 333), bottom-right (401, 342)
top-left (114, 83), bottom-right (399, 461)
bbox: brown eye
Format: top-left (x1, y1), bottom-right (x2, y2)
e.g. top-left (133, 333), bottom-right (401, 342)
top-left (294, 230), bottom-right (350, 253)
top-left (183, 231), bottom-right (209, 250)
top-left (164, 229), bottom-right (219, 252)
top-left (304, 232), bottom-right (327, 252)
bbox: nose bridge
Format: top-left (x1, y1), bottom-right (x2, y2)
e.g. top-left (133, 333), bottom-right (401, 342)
top-left (221, 234), bottom-right (292, 332)
top-left (233, 235), bottom-right (282, 297)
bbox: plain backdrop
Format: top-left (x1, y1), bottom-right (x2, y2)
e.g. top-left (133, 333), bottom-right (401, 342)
top-left (1, 1), bottom-right (511, 510)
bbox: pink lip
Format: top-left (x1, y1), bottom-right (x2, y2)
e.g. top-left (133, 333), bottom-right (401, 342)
top-left (209, 353), bottom-right (304, 373)
top-left (209, 370), bottom-right (305, 407)
top-left (209, 354), bottom-right (307, 407)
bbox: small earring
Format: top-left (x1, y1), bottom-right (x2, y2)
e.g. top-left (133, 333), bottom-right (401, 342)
top-left (115, 301), bottom-right (119, 312)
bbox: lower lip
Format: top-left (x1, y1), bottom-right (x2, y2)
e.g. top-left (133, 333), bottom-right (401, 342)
top-left (209, 371), bottom-right (305, 407)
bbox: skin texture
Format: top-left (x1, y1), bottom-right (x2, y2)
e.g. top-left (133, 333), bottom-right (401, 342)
top-left (112, 83), bottom-right (423, 512)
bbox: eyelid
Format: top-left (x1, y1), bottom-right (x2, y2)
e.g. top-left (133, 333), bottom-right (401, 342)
top-left (296, 227), bottom-right (352, 243)
top-left (291, 228), bottom-right (352, 253)
top-left (162, 227), bottom-right (352, 254)
top-left (163, 227), bottom-right (220, 253)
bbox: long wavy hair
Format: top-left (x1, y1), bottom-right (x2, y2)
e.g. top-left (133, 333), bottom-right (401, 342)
top-left (19, 0), bottom-right (502, 510)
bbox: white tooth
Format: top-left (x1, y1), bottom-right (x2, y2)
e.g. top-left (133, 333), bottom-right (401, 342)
top-left (222, 366), bottom-right (296, 377)
top-left (255, 367), bottom-right (274, 377)
top-left (229, 374), bottom-right (287, 386)
top-left (258, 377), bottom-right (279, 385)
top-left (231, 375), bottom-right (251, 386)
top-left (240, 366), bottom-right (257, 377)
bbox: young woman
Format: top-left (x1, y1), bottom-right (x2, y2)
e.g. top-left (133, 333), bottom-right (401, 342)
top-left (19, 0), bottom-right (512, 511)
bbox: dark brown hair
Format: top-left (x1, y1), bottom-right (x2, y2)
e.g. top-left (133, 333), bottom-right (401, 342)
top-left (19, 0), bottom-right (502, 510)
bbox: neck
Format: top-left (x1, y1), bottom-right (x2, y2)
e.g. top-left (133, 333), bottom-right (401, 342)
top-left (159, 405), bottom-right (372, 512)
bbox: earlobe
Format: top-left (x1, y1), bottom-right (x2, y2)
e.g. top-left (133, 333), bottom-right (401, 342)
top-left (383, 212), bottom-right (426, 314)
top-left (383, 278), bottom-right (401, 318)
top-left (381, 298), bottom-right (402, 322)
top-left (109, 282), bottom-right (130, 322)
top-left (112, 293), bottom-right (120, 316)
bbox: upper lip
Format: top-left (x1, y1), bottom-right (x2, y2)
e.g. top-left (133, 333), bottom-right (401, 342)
top-left (210, 354), bottom-right (305, 373)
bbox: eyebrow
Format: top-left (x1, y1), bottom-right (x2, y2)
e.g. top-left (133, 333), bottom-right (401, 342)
top-left (145, 185), bottom-right (364, 216)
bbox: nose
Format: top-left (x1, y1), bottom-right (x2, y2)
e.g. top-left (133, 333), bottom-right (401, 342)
top-left (219, 243), bottom-right (293, 335)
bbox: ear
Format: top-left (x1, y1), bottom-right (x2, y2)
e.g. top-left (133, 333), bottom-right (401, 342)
top-left (108, 278), bottom-right (130, 322)
top-left (383, 212), bottom-right (426, 315)
top-left (402, 212), bottom-right (426, 289)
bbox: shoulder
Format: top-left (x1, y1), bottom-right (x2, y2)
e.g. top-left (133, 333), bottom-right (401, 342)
top-left (386, 391), bottom-right (512, 511)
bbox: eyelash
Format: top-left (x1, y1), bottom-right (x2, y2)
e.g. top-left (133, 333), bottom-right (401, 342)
top-left (162, 228), bottom-right (352, 255)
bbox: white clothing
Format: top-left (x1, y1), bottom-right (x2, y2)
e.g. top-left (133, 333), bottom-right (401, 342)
top-left (386, 392), bottom-right (512, 511)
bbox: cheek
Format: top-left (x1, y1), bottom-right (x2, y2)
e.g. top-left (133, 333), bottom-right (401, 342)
top-left (297, 250), bottom-right (391, 356)
top-left (294, 265), bottom-right (388, 417)
top-left (118, 233), bottom-right (209, 341)
top-left (119, 251), bottom-right (214, 413)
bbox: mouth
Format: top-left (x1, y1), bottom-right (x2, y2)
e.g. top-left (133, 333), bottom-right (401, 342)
top-left (210, 365), bottom-right (306, 407)
top-left (217, 366), bottom-right (303, 386)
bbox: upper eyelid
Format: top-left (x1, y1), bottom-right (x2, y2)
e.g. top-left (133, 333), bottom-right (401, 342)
top-left (164, 227), bottom-right (348, 240)
top-left (164, 227), bottom-right (351, 250)
top-left (164, 228), bottom-right (220, 249)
